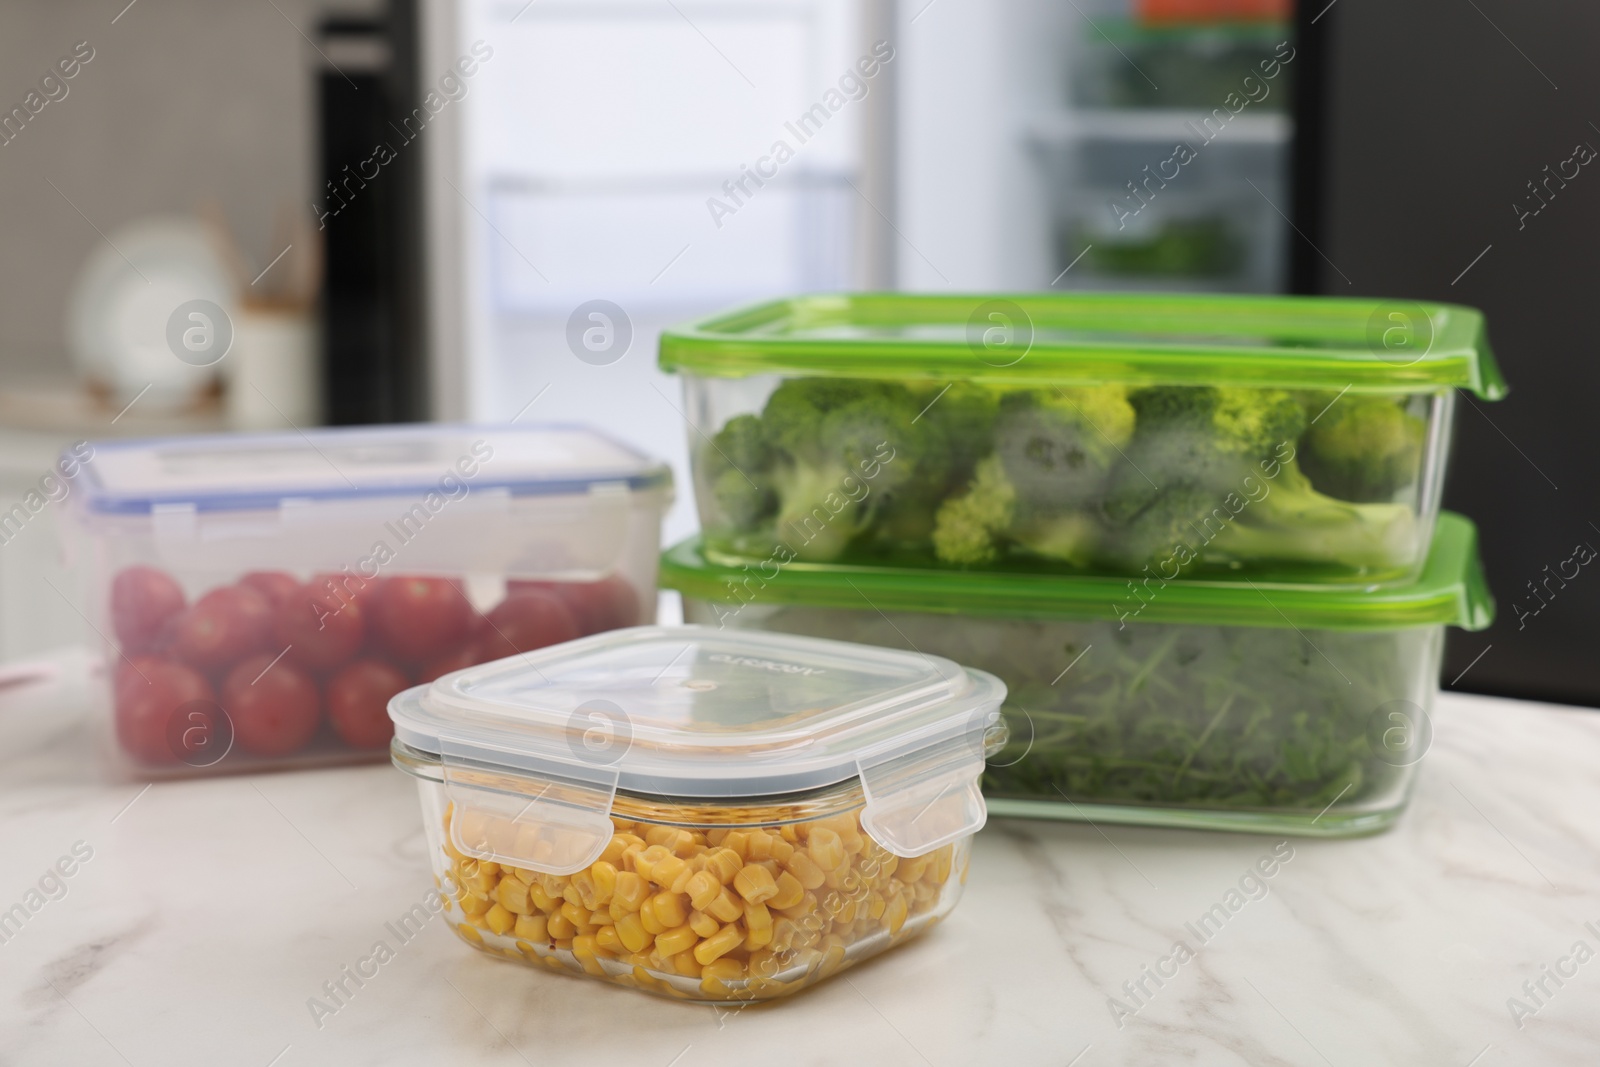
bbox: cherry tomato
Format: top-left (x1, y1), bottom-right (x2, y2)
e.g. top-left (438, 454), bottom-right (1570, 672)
top-left (325, 659), bottom-right (408, 749)
top-left (273, 582), bottom-right (365, 672)
top-left (478, 592), bottom-right (581, 661)
top-left (170, 586), bottom-right (273, 671)
top-left (311, 571), bottom-right (385, 609)
top-left (416, 640), bottom-right (482, 683)
top-left (371, 576), bottom-right (473, 661)
top-left (510, 575), bottom-right (640, 635)
top-left (222, 653), bottom-right (321, 757)
top-left (110, 566), bottom-right (186, 652)
top-left (239, 571), bottom-right (301, 611)
top-left (114, 656), bottom-right (214, 765)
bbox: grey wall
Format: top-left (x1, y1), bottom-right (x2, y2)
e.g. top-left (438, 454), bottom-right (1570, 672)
top-left (1316, 0), bottom-right (1600, 706)
top-left (0, 0), bottom-right (377, 378)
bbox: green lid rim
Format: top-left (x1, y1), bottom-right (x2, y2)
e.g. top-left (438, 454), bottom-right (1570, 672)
top-left (661, 512), bottom-right (1495, 633)
top-left (658, 292), bottom-right (1506, 400)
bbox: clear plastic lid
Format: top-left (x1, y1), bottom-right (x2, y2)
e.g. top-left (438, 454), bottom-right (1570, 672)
top-left (76, 423), bottom-right (671, 514)
top-left (389, 626), bottom-right (1007, 872)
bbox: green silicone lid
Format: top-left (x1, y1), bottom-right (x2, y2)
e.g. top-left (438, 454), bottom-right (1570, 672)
top-left (658, 292), bottom-right (1505, 398)
top-left (661, 512), bottom-right (1494, 632)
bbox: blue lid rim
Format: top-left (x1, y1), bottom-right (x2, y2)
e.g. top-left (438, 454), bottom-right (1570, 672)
top-left (73, 422), bottom-right (674, 515)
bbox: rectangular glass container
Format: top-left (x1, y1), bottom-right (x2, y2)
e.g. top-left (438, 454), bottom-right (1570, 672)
top-left (63, 424), bottom-right (672, 777)
top-left (659, 292), bottom-right (1502, 585)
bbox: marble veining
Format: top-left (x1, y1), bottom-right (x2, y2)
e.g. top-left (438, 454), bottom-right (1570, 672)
top-left (1, 650), bottom-right (1598, 1065)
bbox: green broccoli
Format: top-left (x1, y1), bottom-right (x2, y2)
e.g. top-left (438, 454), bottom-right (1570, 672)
top-left (994, 387), bottom-right (1136, 508)
top-left (931, 454), bottom-right (1015, 564)
top-left (870, 382), bottom-right (1001, 549)
top-left (708, 378), bottom-right (931, 562)
top-left (1100, 385), bottom-right (1415, 575)
top-left (1299, 396), bottom-right (1426, 503)
top-left (928, 386), bottom-right (1131, 567)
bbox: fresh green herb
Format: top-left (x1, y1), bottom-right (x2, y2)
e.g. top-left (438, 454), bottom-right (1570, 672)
top-left (732, 606), bottom-right (1426, 815)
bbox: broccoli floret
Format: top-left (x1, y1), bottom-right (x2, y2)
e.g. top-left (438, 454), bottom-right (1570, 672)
top-left (932, 452), bottom-right (1101, 567)
top-left (1210, 463), bottom-right (1417, 572)
top-left (1100, 385), bottom-right (1414, 574)
top-left (995, 387), bottom-right (1136, 509)
top-left (871, 382), bottom-right (1002, 548)
top-left (1299, 396), bottom-right (1426, 503)
top-left (703, 414), bottom-right (779, 530)
top-left (752, 379), bottom-right (930, 561)
top-left (931, 454), bottom-right (1016, 564)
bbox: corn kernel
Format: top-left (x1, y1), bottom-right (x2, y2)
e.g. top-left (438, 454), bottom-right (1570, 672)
top-left (722, 831), bottom-right (748, 860)
top-left (651, 855), bottom-right (689, 891)
top-left (654, 924), bottom-right (698, 958)
top-left (746, 830), bottom-right (774, 860)
top-left (768, 871), bottom-right (805, 910)
top-left (885, 892), bottom-right (909, 935)
top-left (484, 903), bottom-right (515, 936)
top-left (702, 957), bottom-right (744, 983)
top-left (784, 851), bottom-right (826, 890)
top-left (685, 870), bottom-right (721, 912)
top-left (669, 949), bottom-right (702, 978)
top-left (743, 902), bottom-right (773, 950)
top-left (808, 829), bottom-right (845, 872)
top-left (513, 913), bottom-right (548, 942)
top-left (769, 838), bottom-right (795, 864)
top-left (613, 871), bottom-right (649, 912)
top-left (615, 912), bottom-right (652, 953)
top-left (455, 922), bottom-right (484, 945)
top-left (705, 848), bottom-right (742, 884)
top-left (650, 891), bottom-right (689, 929)
top-left (595, 925), bottom-right (623, 953)
top-left (546, 912), bottom-right (578, 940)
top-left (707, 887), bottom-right (743, 923)
top-left (693, 924), bottom-right (745, 966)
top-left (689, 909), bottom-right (720, 938)
top-left (639, 903), bottom-right (666, 936)
top-left (458, 892), bottom-right (491, 917)
top-left (733, 864), bottom-right (778, 905)
top-left (495, 878), bottom-right (531, 915)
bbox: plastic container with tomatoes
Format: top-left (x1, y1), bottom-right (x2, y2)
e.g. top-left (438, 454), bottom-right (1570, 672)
top-left (64, 424), bottom-right (673, 778)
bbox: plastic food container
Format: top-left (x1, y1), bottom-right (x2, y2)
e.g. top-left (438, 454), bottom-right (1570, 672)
top-left (662, 512), bottom-right (1493, 837)
top-left (64, 424), bottom-right (672, 777)
top-left (659, 293), bottom-right (1502, 584)
top-left (388, 625), bottom-right (1004, 1002)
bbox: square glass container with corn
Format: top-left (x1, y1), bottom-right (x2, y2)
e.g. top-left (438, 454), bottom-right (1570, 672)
top-left (388, 626), bottom-right (1005, 1002)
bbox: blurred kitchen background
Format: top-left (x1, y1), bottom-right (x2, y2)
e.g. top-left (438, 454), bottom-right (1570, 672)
top-left (0, 0), bottom-right (1595, 710)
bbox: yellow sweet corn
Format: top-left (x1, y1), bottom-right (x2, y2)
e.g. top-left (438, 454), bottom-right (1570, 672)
top-left (432, 794), bottom-right (967, 1004)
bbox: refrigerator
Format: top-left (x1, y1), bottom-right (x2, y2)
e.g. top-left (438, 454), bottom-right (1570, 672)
top-left (413, 0), bottom-right (1301, 544)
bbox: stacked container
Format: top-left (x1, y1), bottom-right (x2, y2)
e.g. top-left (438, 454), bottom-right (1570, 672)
top-left (658, 292), bottom-right (1503, 835)
top-left (66, 424), bottom-right (672, 777)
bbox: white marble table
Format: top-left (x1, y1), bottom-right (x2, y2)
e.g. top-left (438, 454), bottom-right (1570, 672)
top-left (3, 650), bottom-right (1598, 1067)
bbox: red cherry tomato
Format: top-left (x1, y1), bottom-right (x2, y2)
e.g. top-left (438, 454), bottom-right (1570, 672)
top-left (312, 571), bottom-right (385, 609)
top-left (416, 640), bottom-right (482, 683)
top-left (509, 575), bottom-right (640, 635)
top-left (325, 659), bottom-right (408, 749)
top-left (170, 586), bottom-right (273, 671)
top-left (222, 653), bottom-right (321, 757)
top-left (114, 656), bottom-right (215, 765)
top-left (272, 582), bottom-right (365, 672)
top-left (371, 576), bottom-right (473, 661)
top-left (239, 571), bottom-right (301, 611)
top-left (478, 592), bottom-right (581, 661)
top-left (110, 566), bottom-right (186, 652)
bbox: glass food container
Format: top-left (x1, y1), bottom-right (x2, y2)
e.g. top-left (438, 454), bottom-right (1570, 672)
top-left (662, 512), bottom-right (1493, 837)
top-left (658, 293), bottom-right (1503, 584)
top-left (64, 424), bottom-right (672, 777)
top-left (388, 626), bottom-right (1005, 1003)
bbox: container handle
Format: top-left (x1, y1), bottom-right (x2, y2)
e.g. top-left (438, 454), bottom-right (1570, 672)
top-left (855, 712), bottom-right (996, 859)
top-left (439, 742), bottom-right (618, 877)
